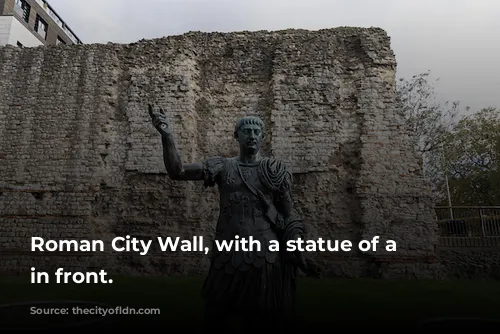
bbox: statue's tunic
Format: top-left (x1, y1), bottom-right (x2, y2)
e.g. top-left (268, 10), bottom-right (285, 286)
top-left (201, 156), bottom-right (302, 312)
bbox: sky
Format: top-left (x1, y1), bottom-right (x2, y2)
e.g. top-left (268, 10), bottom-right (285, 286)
top-left (48, 0), bottom-right (500, 114)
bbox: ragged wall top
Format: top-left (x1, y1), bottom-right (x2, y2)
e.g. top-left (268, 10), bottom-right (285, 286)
top-left (0, 28), bottom-right (437, 276)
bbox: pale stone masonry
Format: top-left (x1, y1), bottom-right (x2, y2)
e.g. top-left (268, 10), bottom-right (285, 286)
top-left (0, 28), bottom-right (441, 278)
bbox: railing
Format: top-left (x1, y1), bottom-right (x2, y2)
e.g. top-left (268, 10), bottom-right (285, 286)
top-left (436, 206), bottom-right (500, 247)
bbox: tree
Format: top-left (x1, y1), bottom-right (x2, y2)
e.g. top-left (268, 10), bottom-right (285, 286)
top-left (396, 71), bottom-right (461, 202)
top-left (440, 107), bottom-right (500, 205)
top-left (397, 71), bottom-right (460, 156)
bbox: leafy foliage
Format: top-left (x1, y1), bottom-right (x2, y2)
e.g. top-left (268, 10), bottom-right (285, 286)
top-left (396, 71), bottom-right (500, 205)
top-left (397, 71), bottom-right (459, 155)
top-left (441, 107), bottom-right (500, 205)
top-left (396, 71), bottom-right (460, 202)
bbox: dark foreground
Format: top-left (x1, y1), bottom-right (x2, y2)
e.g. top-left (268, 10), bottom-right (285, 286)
top-left (0, 275), bottom-right (499, 333)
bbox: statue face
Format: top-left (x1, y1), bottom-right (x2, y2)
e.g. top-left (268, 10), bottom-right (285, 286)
top-left (237, 124), bottom-right (263, 155)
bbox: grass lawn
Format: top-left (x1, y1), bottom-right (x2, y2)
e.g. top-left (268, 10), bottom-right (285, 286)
top-left (0, 275), bottom-right (499, 332)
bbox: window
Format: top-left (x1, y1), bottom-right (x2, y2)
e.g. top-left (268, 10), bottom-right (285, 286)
top-left (14, 0), bottom-right (31, 23)
top-left (34, 15), bottom-right (48, 40)
top-left (17, 41), bottom-right (23, 48)
top-left (56, 36), bottom-right (66, 45)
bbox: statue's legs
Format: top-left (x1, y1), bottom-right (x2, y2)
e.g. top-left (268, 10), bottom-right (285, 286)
top-left (240, 308), bottom-right (286, 334)
top-left (203, 302), bottom-right (235, 333)
top-left (204, 304), bottom-right (287, 334)
top-left (202, 256), bottom-right (296, 333)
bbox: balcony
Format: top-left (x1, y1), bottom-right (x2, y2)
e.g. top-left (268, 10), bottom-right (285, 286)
top-left (34, 0), bottom-right (80, 44)
top-left (34, 14), bottom-right (47, 40)
top-left (13, 1), bottom-right (30, 23)
top-left (35, 23), bottom-right (47, 39)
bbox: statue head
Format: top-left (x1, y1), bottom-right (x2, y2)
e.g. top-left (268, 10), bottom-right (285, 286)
top-left (234, 116), bottom-right (265, 156)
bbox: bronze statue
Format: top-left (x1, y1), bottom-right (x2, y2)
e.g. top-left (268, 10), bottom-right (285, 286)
top-left (148, 104), bottom-right (320, 332)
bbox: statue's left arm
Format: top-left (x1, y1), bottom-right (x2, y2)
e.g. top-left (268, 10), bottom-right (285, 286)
top-left (258, 158), bottom-right (305, 239)
top-left (273, 183), bottom-right (305, 240)
top-left (260, 158), bottom-right (321, 277)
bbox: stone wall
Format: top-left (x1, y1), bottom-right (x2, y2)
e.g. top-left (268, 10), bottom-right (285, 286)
top-left (438, 247), bottom-right (500, 279)
top-left (0, 27), bottom-right (439, 278)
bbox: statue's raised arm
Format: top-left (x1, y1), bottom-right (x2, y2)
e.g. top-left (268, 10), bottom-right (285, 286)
top-left (148, 104), bottom-right (204, 181)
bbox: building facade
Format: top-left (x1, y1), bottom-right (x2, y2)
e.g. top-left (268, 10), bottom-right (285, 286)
top-left (0, 0), bottom-right (81, 47)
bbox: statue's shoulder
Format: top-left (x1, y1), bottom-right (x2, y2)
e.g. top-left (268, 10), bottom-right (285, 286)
top-left (202, 156), bottom-right (228, 166)
top-left (258, 156), bottom-right (293, 191)
top-left (259, 156), bottom-right (291, 173)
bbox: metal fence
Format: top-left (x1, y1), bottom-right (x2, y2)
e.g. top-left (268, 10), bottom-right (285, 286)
top-left (436, 206), bottom-right (500, 247)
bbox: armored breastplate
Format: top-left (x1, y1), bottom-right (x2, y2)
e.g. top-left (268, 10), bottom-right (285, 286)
top-left (210, 159), bottom-right (279, 271)
top-left (216, 160), bottom-right (275, 239)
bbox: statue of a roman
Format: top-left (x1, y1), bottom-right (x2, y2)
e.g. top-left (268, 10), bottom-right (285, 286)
top-left (148, 104), bottom-right (320, 332)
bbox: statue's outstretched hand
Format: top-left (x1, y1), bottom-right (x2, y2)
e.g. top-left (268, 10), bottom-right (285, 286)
top-left (148, 104), bottom-right (172, 136)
